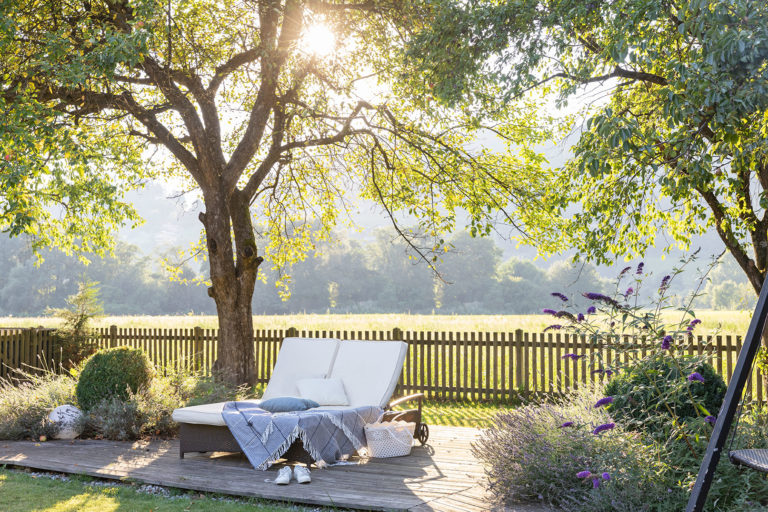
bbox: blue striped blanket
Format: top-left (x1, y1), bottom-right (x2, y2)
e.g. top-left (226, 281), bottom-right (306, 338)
top-left (222, 402), bottom-right (382, 470)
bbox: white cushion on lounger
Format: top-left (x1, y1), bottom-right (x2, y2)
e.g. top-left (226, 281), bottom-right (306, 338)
top-left (171, 399), bottom-right (262, 426)
top-left (328, 340), bottom-right (407, 408)
top-left (261, 337), bottom-right (340, 400)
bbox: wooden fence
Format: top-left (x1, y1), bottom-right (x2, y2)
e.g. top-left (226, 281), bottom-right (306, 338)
top-left (0, 328), bottom-right (60, 379)
top-left (1, 326), bottom-right (765, 403)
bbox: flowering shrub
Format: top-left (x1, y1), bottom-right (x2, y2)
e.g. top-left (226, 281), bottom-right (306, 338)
top-left (473, 388), bottom-right (673, 511)
top-left (541, 259), bottom-right (725, 434)
top-left (488, 256), bottom-right (768, 510)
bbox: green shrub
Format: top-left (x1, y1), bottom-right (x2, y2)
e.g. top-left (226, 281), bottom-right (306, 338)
top-left (76, 347), bottom-right (154, 411)
top-left (604, 355), bottom-right (726, 431)
top-left (85, 397), bottom-right (144, 440)
top-left (137, 377), bottom-right (183, 438)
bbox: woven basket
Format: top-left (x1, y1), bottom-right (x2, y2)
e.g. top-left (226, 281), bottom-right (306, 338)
top-left (364, 421), bottom-right (415, 458)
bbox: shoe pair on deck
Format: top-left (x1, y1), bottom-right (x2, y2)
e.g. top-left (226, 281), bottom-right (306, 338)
top-left (275, 466), bottom-right (311, 485)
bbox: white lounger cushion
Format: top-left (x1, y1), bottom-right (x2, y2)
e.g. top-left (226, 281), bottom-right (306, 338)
top-left (261, 337), bottom-right (340, 401)
top-left (328, 340), bottom-right (407, 408)
top-left (171, 399), bottom-right (262, 426)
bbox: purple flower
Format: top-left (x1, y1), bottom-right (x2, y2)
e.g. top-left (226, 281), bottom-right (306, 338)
top-left (554, 310), bottom-right (576, 321)
top-left (544, 324), bottom-right (563, 332)
top-left (705, 415), bottom-right (716, 425)
top-left (636, 262), bottom-right (644, 275)
top-left (660, 275), bottom-right (671, 289)
top-left (551, 292), bottom-right (568, 302)
top-left (592, 369), bottom-right (614, 377)
top-left (587, 306), bottom-right (597, 314)
top-left (583, 292), bottom-right (620, 307)
top-left (619, 266), bottom-right (632, 276)
top-left (577, 313), bottom-right (585, 322)
top-left (625, 287), bottom-right (634, 296)
top-left (560, 421), bottom-right (575, 428)
top-left (661, 335), bottom-right (673, 350)
top-left (592, 422), bottom-right (615, 435)
top-left (542, 308), bottom-right (558, 315)
top-left (594, 396), bottom-right (614, 408)
top-left (688, 372), bottom-right (705, 383)
top-left (602, 472), bottom-right (611, 481)
top-left (592, 478), bottom-right (601, 489)
top-left (561, 353), bottom-right (584, 360)
top-left (576, 470), bottom-right (592, 479)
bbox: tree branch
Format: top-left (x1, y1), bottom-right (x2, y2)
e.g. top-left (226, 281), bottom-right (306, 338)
top-left (224, 0), bottom-right (303, 190)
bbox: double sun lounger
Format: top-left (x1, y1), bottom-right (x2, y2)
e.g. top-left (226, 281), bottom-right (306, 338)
top-left (171, 337), bottom-right (429, 463)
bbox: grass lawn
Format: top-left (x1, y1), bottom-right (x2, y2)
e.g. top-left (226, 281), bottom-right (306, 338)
top-left (0, 310), bottom-right (753, 334)
top-left (400, 399), bottom-right (509, 428)
top-left (0, 468), bottom-right (310, 512)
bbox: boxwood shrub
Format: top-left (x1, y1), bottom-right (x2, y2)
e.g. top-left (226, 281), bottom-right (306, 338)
top-left (76, 347), bottom-right (153, 411)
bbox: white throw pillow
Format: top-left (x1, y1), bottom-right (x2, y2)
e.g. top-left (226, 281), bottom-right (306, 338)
top-left (297, 377), bottom-right (349, 406)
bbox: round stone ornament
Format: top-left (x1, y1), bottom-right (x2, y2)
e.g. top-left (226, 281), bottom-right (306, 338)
top-left (48, 405), bottom-right (84, 440)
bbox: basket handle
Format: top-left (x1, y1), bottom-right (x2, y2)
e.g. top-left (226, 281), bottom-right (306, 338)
top-left (387, 411), bottom-right (410, 423)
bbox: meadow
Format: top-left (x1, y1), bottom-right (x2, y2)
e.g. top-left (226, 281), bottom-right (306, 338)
top-left (0, 310), bottom-right (754, 335)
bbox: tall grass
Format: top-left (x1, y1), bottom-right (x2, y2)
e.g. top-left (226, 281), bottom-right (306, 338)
top-left (0, 310), bottom-right (754, 334)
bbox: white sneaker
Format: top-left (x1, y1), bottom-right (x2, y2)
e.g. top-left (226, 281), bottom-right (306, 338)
top-left (274, 466), bottom-right (292, 485)
top-left (294, 466), bottom-right (311, 484)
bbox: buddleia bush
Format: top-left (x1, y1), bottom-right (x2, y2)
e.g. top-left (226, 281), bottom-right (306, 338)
top-left (529, 255), bottom-right (766, 510)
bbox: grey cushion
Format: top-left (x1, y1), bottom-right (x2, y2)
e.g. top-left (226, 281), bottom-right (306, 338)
top-left (259, 396), bottom-right (319, 413)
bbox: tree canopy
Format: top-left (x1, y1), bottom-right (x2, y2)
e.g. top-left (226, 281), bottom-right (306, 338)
top-left (0, 0), bottom-right (553, 384)
top-left (408, 0), bottom-right (768, 293)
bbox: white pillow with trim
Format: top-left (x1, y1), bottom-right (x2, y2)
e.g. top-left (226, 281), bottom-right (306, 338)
top-left (297, 377), bottom-right (349, 406)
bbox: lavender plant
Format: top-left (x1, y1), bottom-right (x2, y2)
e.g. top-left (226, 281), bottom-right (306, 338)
top-left (473, 388), bottom-right (674, 510)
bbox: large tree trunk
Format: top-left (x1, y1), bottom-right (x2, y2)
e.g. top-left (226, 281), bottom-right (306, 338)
top-left (200, 188), bottom-right (262, 387)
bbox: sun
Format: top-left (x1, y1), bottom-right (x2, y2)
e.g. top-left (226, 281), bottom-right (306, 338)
top-left (302, 23), bottom-right (336, 56)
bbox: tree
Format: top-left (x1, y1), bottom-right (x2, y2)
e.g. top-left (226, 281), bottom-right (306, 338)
top-left (1, 0), bottom-right (547, 385)
top-left (47, 279), bottom-right (104, 367)
top-left (406, 0), bottom-right (768, 384)
top-left (408, 0), bottom-right (768, 290)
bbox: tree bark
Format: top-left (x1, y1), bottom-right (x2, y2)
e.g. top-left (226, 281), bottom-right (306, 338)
top-left (200, 187), bottom-right (261, 387)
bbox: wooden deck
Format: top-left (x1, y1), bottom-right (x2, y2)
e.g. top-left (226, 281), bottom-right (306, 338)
top-left (0, 426), bottom-right (546, 511)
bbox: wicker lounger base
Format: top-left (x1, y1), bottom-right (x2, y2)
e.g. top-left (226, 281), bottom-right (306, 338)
top-left (178, 423), bottom-right (313, 465)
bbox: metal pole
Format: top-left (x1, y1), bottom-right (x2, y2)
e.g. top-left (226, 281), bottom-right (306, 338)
top-left (686, 278), bottom-right (768, 511)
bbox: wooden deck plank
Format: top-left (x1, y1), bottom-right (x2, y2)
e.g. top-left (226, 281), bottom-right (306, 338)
top-left (0, 426), bottom-right (515, 512)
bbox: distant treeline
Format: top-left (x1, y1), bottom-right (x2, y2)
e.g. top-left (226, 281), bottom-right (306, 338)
top-left (0, 230), bottom-right (754, 316)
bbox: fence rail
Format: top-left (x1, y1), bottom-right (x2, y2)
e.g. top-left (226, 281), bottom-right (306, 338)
top-left (1, 326), bottom-right (764, 402)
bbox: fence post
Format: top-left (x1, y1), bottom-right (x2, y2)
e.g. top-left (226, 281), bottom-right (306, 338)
top-left (286, 327), bottom-right (299, 338)
top-left (22, 329), bottom-right (33, 373)
top-left (194, 326), bottom-right (203, 371)
top-left (109, 325), bottom-right (117, 348)
top-left (392, 327), bottom-right (403, 341)
top-left (514, 329), bottom-right (524, 393)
